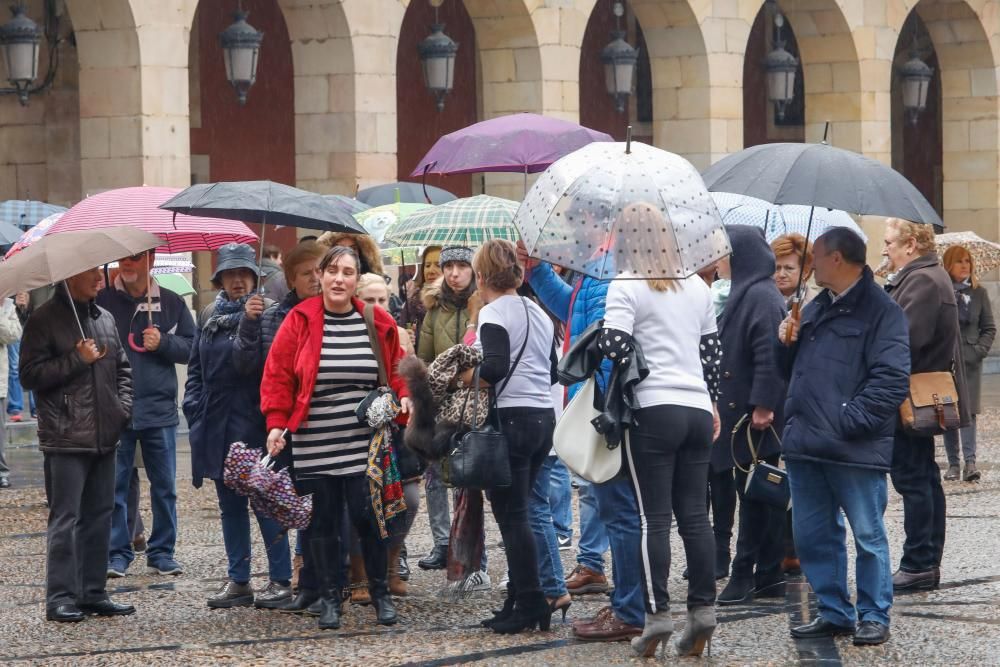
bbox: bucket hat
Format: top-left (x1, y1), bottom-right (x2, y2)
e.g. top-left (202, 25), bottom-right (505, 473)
top-left (211, 243), bottom-right (260, 283)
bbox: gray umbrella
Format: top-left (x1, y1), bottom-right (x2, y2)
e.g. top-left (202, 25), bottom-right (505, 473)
top-left (356, 182), bottom-right (457, 206)
top-left (0, 220), bottom-right (26, 245)
top-left (701, 141), bottom-right (944, 229)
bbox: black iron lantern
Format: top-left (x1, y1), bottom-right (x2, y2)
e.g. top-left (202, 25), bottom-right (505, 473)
top-left (0, 3), bottom-right (40, 106)
top-left (898, 52), bottom-right (933, 125)
top-left (764, 13), bottom-right (797, 122)
top-left (219, 6), bottom-right (263, 106)
top-left (418, 0), bottom-right (458, 112)
top-left (600, 1), bottom-right (638, 113)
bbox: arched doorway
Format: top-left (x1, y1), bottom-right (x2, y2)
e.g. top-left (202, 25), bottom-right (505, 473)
top-left (743, 2), bottom-right (804, 148)
top-left (396, 0), bottom-right (477, 197)
top-left (579, 0), bottom-right (652, 143)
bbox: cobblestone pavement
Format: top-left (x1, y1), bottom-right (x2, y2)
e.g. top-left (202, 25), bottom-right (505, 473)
top-left (2, 380), bottom-right (999, 666)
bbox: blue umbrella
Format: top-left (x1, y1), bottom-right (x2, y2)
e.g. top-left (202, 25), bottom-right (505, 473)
top-left (357, 182), bottom-right (457, 206)
top-left (0, 200), bottom-right (67, 229)
top-left (711, 192), bottom-right (867, 243)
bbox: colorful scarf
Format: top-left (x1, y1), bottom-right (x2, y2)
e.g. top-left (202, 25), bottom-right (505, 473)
top-left (204, 291), bottom-right (249, 334)
top-left (364, 392), bottom-right (406, 539)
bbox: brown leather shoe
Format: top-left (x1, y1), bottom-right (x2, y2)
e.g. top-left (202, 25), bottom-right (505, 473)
top-left (781, 557), bottom-right (801, 575)
top-left (566, 564), bottom-right (609, 595)
top-left (573, 605), bottom-right (613, 631)
top-left (573, 611), bottom-right (642, 641)
top-left (892, 568), bottom-right (936, 591)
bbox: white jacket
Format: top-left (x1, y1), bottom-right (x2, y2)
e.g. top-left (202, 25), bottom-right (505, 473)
top-left (0, 298), bottom-right (23, 399)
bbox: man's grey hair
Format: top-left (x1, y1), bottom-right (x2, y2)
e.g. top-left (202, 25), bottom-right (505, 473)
top-left (817, 227), bottom-right (867, 266)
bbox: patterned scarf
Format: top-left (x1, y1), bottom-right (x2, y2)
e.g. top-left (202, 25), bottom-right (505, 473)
top-left (364, 392), bottom-right (407, 539)
top-left (204, 291), bottom-right (249, 334)
top-left (953, 279), bottom-right (972, 325)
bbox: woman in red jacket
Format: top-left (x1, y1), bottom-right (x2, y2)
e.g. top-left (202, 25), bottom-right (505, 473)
top-left (261, 245), bottom-right (411, 631)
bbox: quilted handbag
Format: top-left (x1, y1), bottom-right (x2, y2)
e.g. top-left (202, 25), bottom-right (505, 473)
top-left (731, 414), bottom-right (790, 511)
top-left (553, 376), bottom-right (622, 484)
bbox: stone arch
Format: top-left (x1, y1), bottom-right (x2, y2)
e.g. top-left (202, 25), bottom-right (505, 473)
top-left (893, 0), bottom-right (999, 238)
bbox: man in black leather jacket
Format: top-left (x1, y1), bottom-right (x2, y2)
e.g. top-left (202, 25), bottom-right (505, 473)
top-left (20, 268), bottom-right (134, 623)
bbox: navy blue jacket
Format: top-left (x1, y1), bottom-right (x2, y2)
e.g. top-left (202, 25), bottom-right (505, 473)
top-left (183, 310), bottom-right (266, 488)
top-left (778, 267), bottom-right (910, 471)
top-left (233, 291), bottom-right (299, 376)
top-left (97, 282), bottom-right (195, 430)
top-left (713, 225), bottom-right (787, 472)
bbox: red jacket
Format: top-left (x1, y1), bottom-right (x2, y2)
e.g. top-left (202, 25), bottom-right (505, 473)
top-left (260, 296), bottom-right (409, 432)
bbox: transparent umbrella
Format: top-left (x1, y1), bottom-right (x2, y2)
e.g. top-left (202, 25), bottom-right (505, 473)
top-left (515, 135), bottom-right (730, 280)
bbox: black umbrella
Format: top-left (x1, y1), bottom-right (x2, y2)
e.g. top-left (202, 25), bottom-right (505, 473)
top-left (356, 181), bottom-right (457, 206)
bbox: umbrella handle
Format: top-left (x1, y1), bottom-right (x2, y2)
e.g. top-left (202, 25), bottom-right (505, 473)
top-left (784, 300), bottom-right (801, 346)
top-left (421, 164), bottom-right (434, 204)
top-left (127, 333), bottom-right (148, 353)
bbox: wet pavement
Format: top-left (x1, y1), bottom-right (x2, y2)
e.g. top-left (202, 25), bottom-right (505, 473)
top-left (1, 379), bottom-right (999, 665)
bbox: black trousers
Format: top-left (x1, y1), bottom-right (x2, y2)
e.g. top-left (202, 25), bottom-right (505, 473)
top-left (489, 407), bottom-right (554, 599)
top-left (44, 451), bottom-right (117, 610)
top-left (890, 431), bottom-right (946, 572)
top-left (731, 454), bottom-right (786, 579)
top-left (624, 404), bottom-right (716, 613)
top-left (299, 474), bottom-right (388, 595)
top-left (709, 468), bottom-right (737, 557)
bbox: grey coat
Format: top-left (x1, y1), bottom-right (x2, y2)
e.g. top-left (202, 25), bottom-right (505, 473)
top-left (955, 284), bottom-right (995, 413)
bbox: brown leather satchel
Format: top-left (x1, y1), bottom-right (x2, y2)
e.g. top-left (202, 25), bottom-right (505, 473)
top-left (899, 371), bottom-right (960, 436)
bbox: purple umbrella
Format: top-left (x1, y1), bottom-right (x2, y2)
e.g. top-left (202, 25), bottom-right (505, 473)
top-left (411, 113), bottom-right (613, 177)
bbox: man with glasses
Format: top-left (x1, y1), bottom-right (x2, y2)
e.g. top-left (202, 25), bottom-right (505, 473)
top-left (98, 251), bottom-right (195, 578)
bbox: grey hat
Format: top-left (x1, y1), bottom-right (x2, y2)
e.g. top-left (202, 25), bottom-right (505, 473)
top-left (211, 243), bottom-right (261, 283)
top-left (439, 246), bottom-right (474, 267)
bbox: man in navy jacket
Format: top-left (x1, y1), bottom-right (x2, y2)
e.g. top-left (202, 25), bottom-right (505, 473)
top-left (777, 228), bottom-right (910, 647)
top-left (98, 251), bottom-right (195, 578)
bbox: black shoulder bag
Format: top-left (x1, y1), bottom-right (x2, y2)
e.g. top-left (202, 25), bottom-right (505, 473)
top-left (445, 298), bottom-right (530, 490)
top-left (731, 414), bottom-right (791, 511)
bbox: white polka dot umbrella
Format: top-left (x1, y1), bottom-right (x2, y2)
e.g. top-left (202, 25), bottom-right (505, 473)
top-left (514, 138), bottom-right (731, 280)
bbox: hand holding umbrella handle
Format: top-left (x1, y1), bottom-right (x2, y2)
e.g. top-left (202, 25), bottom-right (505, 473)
top-left (782, 301), bottom-right (801, 346)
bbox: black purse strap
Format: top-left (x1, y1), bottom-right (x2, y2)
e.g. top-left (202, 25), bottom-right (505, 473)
top-left (495, 297), bottom-right (531, 398)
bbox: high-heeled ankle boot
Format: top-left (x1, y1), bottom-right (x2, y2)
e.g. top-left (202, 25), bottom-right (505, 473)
top-left (675, 606), bottom-right (716, 657)
top-left (631, 610), bottom-right (674, 658)
top-left (490, 591), bottom-right (551, 634)
top-left (481, 581), bottom-right (516, 628)
top-left (309, 538), bottom-right (342, 630)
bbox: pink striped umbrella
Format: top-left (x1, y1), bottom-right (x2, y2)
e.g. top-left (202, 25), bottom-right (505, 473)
top-left (49, 186), bottom-right (258, 252)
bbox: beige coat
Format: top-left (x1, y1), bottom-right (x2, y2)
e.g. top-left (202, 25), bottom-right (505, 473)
top-left (0, 299), bottom-right (22, 399)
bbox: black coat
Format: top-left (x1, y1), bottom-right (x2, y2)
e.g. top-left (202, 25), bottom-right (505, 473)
top-left (713, 225), bottom-right (787, 472)
top-left (779, 268), bottom-right (910, 471)
top-left (233, 291), bottom-right (300, 376)
top-left (20, 291), bottom-right (132, 456)
top-left (885, 253), bottom-right (971, 427)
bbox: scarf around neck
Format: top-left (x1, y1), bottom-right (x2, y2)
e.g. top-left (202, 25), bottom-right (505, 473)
top-left (205, 291), bottom-right (249, 334)
top-left (439, 279), bottom-right (476, 312)
top-left (953, 279), bottom-right (972, 325)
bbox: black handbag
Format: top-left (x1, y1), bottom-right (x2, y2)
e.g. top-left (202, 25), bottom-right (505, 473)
top-left (731, 414), bottom-right (791, 511)
top-left (444, 298), bottom-right (530, 490)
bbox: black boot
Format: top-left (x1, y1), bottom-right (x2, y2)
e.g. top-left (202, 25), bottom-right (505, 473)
top-left (276, 589), bottom-right (321, 614)
top-left (715, 547), bottom-right (731, 580)
top-left (490, 590), bottom-right (551, 634)
top-left (309, 538), bottom-right (343, 630)
top-left (370, 580), bottom-right (398, 625)
top-left (481, 581), bottom-right (517, 628)
top-left (418, 544), bottom-right (448, 570)
top-left (753, 568), bottom-right (786, 598)
top-left (717, 571), bottom-right (754, 605)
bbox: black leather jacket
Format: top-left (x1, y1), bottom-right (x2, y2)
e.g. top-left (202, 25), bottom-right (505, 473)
top-left (20, 290), bottom-right (132, 455)
top-left (558, 321), bottom-right (648, 448)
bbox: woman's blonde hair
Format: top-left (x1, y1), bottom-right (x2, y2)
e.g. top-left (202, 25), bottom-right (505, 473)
top-left (886, 218), bottom-right (936, 255)
top-left (356, 272), bottom-right (388, 295)
top-left (942, 245), bottom-right (978, 288)
top-left (473, 239), bottom-right (523, 291)
top-left (617, 202), bottom-right (679, 292)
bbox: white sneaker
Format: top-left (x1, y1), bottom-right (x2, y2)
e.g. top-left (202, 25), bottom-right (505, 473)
top-left (462, 570), bottom-right (492, 593)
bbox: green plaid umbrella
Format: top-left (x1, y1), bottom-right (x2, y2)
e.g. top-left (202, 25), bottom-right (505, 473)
top-left (384, 195), bottom-right (521, 247)
top-left (0, 200), bottom-right (67, 229)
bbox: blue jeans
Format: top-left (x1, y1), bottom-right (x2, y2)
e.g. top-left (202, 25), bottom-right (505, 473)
top-left (593, 476), bottom-right (645, 628)
top-left (531, 455), bottom-right (568, 598)
top-left (6, 343), bottom-right (33, 415)
top-left (576, 479), bottom-right (609, 573)
top-left (214, 479), bottom-right (292, 584)
top-left (109, 428), bottom-right (179, 566)
top-left (548, 458), bottom-right (573, 540)
top-left (788, 459), bottom-right (892, 627)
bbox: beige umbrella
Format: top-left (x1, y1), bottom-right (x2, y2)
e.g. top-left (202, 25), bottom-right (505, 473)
top-left (876, 230), bottom-right (1000, 278)
top-left (0, 226), bottom-right (162, 337)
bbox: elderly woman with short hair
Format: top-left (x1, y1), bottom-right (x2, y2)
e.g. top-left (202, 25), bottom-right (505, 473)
top-left (771, 234), bottom-right (817, 308)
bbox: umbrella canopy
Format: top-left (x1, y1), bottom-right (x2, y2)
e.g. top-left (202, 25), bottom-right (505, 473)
top-left (412, 113), bottom-right (613, 176)
top-left (711, 192), bottom-right (867, 243)
top-left (356, 182), bottom-right (457, 206)
top-left (324, 194), bottom-right (371, 215)
top-left (51, 187), bottom-right (258, 252)
top-left (386, 195), bottom-right (521, 247)
top-left (0, 199), bottom-right (66, 229)
top-left (876, 231), bottom-right (1000, 278)
top-left (702, 142), bottom-right (944, 228)
top-left (4, 212), bottom-right (62, 258)
top-left (355, 203), bottom-right (432, 244)
top-left (0, 220), bottom-right (26, 245)
top-left (161, 181), bottom-right (364, 234)
top-left (516, 140), bottom-right (730, 280)
top-left (108, 253), bottom-right (195, 275)
top-left (0, 226), bottom-right (163, 300)
top-left (154, 273), bottom-right (195, 296)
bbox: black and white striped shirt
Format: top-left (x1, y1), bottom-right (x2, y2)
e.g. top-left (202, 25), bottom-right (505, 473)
top-left (294, 308), bottom-right (378, 477)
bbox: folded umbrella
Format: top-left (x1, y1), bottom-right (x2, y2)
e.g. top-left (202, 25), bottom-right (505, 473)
top-left (385, 195), bottom-right (521, 248)
top-left (515, 134), bottom-right (730, 280)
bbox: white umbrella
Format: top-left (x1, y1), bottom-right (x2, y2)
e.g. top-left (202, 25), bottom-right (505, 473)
top-left (711, 192), bottom-right (866, 243)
